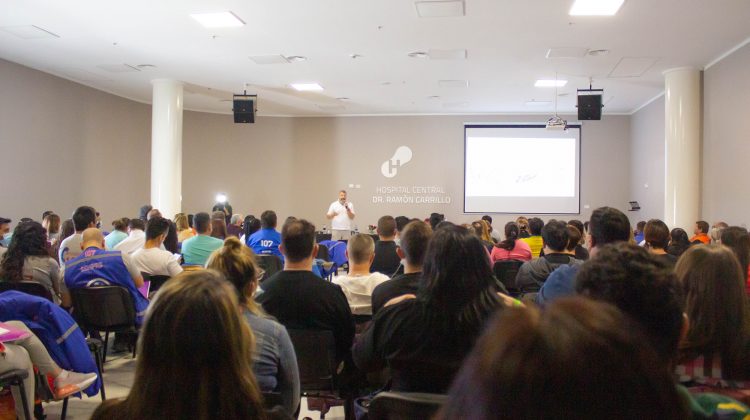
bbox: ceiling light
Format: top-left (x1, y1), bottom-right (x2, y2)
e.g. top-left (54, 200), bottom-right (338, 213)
top-left (535, 79), bottom-right (568, 87)
top-left (190, 11), bottom-right (245, 28)
top-left (588, 49), bottom-right (610, 56)
top-left (407, 51), bottom-right (428, 59)
top-left (569, 0), bottom-right (625, 16)
top-left (290, 82), bottom-right (323, 91)
top-left (286, 55), bottom-right (307, 62)
top-left (415, 0), bottom-right (465, 17)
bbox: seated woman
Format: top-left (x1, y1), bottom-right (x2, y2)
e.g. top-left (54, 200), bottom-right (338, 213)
top-left (352, 224), bottom-right (515, 393)
top-left (1, 320), bottom-right (97, 420)
top-left (471, 220), bottom-right (494, 252)
top-left (437, 298), bottom-right (687, 420)
top-left (675, 245), bottom-right (750, 387)
top-left (720, 226), bottom-right (750, 296)
top-left (667, 228), bottom-right (692, 258)
top-left (174, 213), bottom-right (194, 243)
top-left (644, 219), bottom-right (678, 267)
top-left (491, 222), bottom-right (532, 263)
top-left (92, 270), bottom-right (273, 420)
top-left (207, 238), bottom-right (300, 416)
top-left (0, 221), bottom-right (61, 301)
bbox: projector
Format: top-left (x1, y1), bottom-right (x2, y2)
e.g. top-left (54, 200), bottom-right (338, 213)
top-left (546, 115), bottom-right (568, 131)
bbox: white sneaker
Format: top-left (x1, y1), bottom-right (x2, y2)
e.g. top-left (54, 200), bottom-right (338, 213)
top-left (54, 370), bottom-right (98, 399)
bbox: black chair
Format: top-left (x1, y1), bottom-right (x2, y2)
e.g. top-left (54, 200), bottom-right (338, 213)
top-left (287, 329), bottom-right (351, 420)
top-left (70, 285), bottom-right (138, 363)
top-left (0, 369), bottom-right (32, 420)
top-left (316, 245), bottom-right (331, 261)
top-left (368, 392), bottom-right (448, 420)
top-left (140, 272), bottom-right (171, 297)
top-left (0, 281), bottom-right (54, 302)
top-left (492, 260), bottom-right (525, 297)
top-left (256, 255), bottom-right (283, 280)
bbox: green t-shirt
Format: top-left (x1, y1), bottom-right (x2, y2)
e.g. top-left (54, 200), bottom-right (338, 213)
top-left (181, 234), bottom-right (224, 266)
top-left (677, 384), bottom-right (750, 419)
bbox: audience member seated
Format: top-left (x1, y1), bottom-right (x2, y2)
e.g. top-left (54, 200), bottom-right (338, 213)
top-left (163, 220), bottom-right (179, 254)
top-left (516, 216), bottom-right (530, 238)
top-left (370, 215), bottom-right (401, 276)
top-left (516, 220), bottom-right (581, 292)
top-left (667, 228), bottom-right (692, 258)
top-left (371, 221), bottom-right (432, 315)
top-left (644, 219), bottom-right (677, 267)
top-left (174, 213), bottom-right (194, 243)
top-left (353, 224), bottom-right (513, 393)
top-left (58, 206), bottom-right (97, 269)
top-left (428, 213), bottom-right (444, 230)
top-left (240, 215), bottom-right (261, 244)
top-left (256, 219), bottom-right (354, 363)
top-left (146, 208), bottom-right (162, 220)
top-left (0, 320), bottom-right (98, 419)
top-left (520, 217), bottom-right (544, 257)
top-left (634, 220), bottom-right (646, 244)
top-left (674, 245), bottom-right (750, 386)
top-left (566, 223), bottom-right (589, 261)
top-left (720, 226), bottom-right (750, 296)
top-left (207, 238), bottom-right (300, 416)
top-left (52, 219), bottom-right (74, 264)
top-left (575, 243), bottom-right (750, 417)
top-left (137, 204), bottom-right (152, 221)
top-left (393, 215), bottom-right (410, 246)
top-left (333, 234), bottom-right (389, 316)
top-left (490, 221), bottom-right (532, 263)
top-left (471, 220), bottom-right (494, 252)
top-left (0, 221), bottom-right (61, 301)
top-left (0, 217), bottom-right (11, 257)
top-left (181, 212), bottom-right (224, 266)
top-left (481, 215), bottom-right (501, 243)
top-left (42, 213), bottom-right (61, 246)
top-left (227, 214), bottom-right (244, 238)
top-left (437, 298), bottom-right (688, 420)
top-left (247, 211), bottom-right (283, 260)
top-left (536, 207), bottom-right (630, 306)
top-left (64, 228), bottom-right (147, 323)
top-left (113, 218), bottom-right (146, 256)
top-left (690, 220), bottom-right (711, 245)
top-left (91, 271), bottom-right (275, 420)
top-left (709, 221), bottom-right (728, 244)
top-left (104, 217), bottom-right (130, 250)
top-left (210, 211), bottom-right (228, 240)
top-left (131, 217), bottom-right (183, 277)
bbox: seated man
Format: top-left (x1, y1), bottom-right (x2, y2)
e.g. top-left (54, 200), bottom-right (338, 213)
top-left (516, 220), bottom-right (582, 292)
top-left (58, 206), bottom-right (97, 269)
top-left (256, 219), bottom-right (354, 362)
top-left (690, 220), bottom-right (711, 245)
top-left (131, 217), bottom-right (183, 277)
top-left (64, 228), bottom-right (148, 324)
top-left (113, 218), bottom-right (146, 256)
top-left (576, 243), bottom-right (750, 418)
top-left (181, 212), bottom-right (224, 266)
top-left (247, 210), bottom-right (283, 260)
top-left (333, 234), bottom-right (389, 316)
top-left (370, 215), bottom-right (401, 276)
top-left (371, 220), bottom-right (432, 315)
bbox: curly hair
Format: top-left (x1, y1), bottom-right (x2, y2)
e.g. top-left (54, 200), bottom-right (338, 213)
top-left (1, 221), bottom-right (50, 281)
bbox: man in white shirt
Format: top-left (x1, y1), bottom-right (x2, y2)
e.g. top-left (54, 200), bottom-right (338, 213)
top-left (131, 217), bottom-right (183, 277)
top-left (326, 190), bottom-right (355, 241)
top-left (333, 234), bottom-right (389, 315)
top-left (114, 218), bottom-right (146, 255)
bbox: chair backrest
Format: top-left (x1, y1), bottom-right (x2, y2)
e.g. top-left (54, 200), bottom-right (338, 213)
top-left (287, 329), bottom-right (337, 392)
top-left (493, 260), bottom-right (525, 296)
top-left (256, 255), bottom-right (283, 279)
top-left (0, 281), bottom-right (54, 302)
top-left (70, 285), bottom-right (136, 331)
top-left (368, 392), bottom-right (448, 420)
top-left (147, 275), bottom-right (171, 293)
top-left (316, 245), bottom-right (330, 261)
top-left (262, 391), bottom-right (283, 409)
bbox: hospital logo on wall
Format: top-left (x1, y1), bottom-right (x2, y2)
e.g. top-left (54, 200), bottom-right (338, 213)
top-left (381, 146), bottom-right (413, 178)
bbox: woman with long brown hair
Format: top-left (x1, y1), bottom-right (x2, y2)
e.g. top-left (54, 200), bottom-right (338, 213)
top-left (91, 270), bottom-right (269, 420)
top-left (0, 221), bottom-right (61, 301)
top-left (675, 245), bottom-right (750, 385)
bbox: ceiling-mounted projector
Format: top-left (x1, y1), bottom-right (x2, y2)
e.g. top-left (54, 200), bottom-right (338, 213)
top-left (546, 115), bottom-right (568, 130)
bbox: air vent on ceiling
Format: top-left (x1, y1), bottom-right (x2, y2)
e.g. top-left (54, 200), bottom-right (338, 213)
top-left (609, 57), bottom-right (658, 78)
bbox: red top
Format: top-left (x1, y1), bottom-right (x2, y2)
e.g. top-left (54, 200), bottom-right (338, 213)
top-left (491, 240), bottom-right (533, 263)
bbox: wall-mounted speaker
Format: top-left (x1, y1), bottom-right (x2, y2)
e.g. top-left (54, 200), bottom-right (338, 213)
top-left (233, 94), bottom-right (256, 123)
top-left (577, 89), bottom-right (603, 120)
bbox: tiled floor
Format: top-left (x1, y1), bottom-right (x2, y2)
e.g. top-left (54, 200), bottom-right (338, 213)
top-left (39, 351), bottom-right (344, 420)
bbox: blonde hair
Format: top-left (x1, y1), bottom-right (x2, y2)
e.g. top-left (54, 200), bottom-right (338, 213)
top-left (206, 237), bottom-right (265, 316)
top-left (174, 213), bottom-right (190, 231)
top-left (347, 234), bottom-right (375, 264)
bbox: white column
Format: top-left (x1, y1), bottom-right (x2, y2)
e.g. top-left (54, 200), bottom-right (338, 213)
top-left (150, 79), bottom-right (183, 218)
top-left (664, 68), bottom-right (701, 230)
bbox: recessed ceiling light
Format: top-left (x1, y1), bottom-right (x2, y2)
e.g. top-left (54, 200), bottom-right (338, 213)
top-left (569, 0), bottom-right (625, 16)
top-left (415, 0), bottom-right (465, 17)
top-left (287, 55), bottom-right (307, 62)
top-left (407, 51), bottom-right (429, 59)
top-left (190, 11), bottom-right (245, 28)
top-left (535, 79), bottom-right (568, 87)
top-left (290, 82), bottom-right (324, 91)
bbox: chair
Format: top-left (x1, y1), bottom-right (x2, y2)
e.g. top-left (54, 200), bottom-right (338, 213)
top-left (492, 260), bottom-right (525, 297)
top-left (140, 272), bottom-right (171, 296)
top-left (368, 392), bottom-right (448, 420)
top-left (70, 286), bottom-right (138, 363)
top-left (0, 281), bottom-right (54, 302)
top-left (256, 255), bottom-right (283, 280)
top-left (287, 329), bottom-right (351, 419)
top-left (0, 369), bottom-right (32, 420)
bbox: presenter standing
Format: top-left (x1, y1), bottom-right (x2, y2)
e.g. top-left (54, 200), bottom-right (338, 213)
top-left (327, 190), bottom-right (355, 241)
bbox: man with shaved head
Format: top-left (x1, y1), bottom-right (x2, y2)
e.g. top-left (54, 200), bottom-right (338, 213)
top-left (63, 228), bottom-right (148, 325)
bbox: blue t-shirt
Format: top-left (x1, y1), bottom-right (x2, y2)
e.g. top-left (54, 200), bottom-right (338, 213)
top-left (104, 230), bottom-right (128, 250)
top-left (181, 234), bottom-right (224, 266)
top-left (247, 228), bottom-right (283, 259)
top-left (536, 265), bottom-right (580, 306)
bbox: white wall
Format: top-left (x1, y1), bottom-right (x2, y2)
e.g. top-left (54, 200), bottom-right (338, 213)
top-left (630, 95), bottom-right (666, 223)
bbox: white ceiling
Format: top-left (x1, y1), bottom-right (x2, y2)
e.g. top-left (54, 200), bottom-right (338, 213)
top-left (1, 0), bottom-right (749, 116)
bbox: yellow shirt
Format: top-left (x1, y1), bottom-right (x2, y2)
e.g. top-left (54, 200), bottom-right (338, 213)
top-left (521, 236), bottom-right (544, 258)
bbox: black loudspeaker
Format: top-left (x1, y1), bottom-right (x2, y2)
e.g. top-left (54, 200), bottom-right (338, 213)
top-left (577, 90), bottom-right (603, 120)
top-left (233, 95), bottom-right (256, 123)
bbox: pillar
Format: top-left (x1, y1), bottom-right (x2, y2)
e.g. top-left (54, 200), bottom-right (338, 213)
top-left (150, 79), bottom-right (183, 218)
